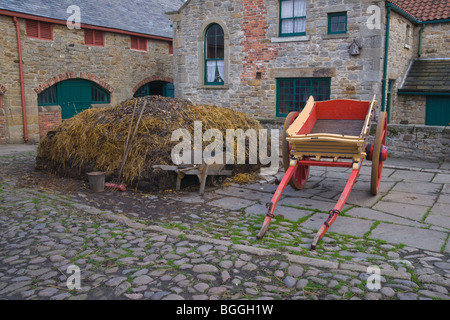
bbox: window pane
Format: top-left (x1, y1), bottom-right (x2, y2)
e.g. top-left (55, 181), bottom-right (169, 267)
top-left (278, 78), bottom-right (330, 115)
top-left (293, 0), bottom-right (306, 16)
top-left (206, 61), bottom-right (216, 83)
top-left (134, 85), bottom-right (149, 98)
top-left (206, 24), bottom-right (224, 59)
top-left (92, 86), bottom-right (108, 102)
top-left (281, 19), bottom-right (294, 34)
top-left (294, 18), bottom-right (306, 33)
top-left (216, 35), bottom-right (224, 59)
top-left (281, 0), bottom-right (294, 18)
top-left (38, 85), bottom-right (57, 105)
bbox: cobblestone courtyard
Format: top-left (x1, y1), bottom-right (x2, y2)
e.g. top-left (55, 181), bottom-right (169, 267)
top-left (0, 145), bottom-right (449, 300)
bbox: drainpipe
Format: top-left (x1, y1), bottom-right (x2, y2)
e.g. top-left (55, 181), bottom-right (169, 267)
top-left (13, 16), bottom-right (28, 142)
top-left (381, 4), bottom-right (391, 113)
top-left (418, 24), bottom-right (424, 57)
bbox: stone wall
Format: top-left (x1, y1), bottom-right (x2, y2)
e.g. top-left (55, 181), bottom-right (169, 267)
top-left (0, 100), bottom-right (6, 144)
top-left (169, 0), bottom-right (385, 119)
top-left (386, 124), bottom-right (449, 162)
top-left (393, 94), bottom-right (426, 125)
top-left (0, 15), bottom-right (174, 144)
top-left (420, 22), bottom-right (450, 58)
top-left (385, 11), bottom-right (420, 124)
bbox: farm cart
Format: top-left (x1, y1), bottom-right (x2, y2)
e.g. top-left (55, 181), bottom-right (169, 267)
top-left (256, 96), bottom-right (388, 249)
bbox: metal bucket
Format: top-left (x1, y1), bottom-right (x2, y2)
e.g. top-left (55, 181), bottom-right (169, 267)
top-left (87, 171), bottom-right (105, 192)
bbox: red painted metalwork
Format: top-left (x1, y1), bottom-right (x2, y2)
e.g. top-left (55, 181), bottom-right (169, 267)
top-left (13, 16), bottom-right (28, 142)
top-left (256, 165), bottom-right (297, 239)
top-left (311, 159), bottom-right (363, 249)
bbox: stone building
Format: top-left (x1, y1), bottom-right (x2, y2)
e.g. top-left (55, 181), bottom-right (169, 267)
top-left (167, 0), bottom-right (449, 125)
top-left (0, 0), bottom-right (184, 144)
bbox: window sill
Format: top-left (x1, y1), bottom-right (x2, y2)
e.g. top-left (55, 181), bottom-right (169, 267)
top-left (323, 33), bottom-right (349, 40)
top-left (199, 85), bottom-right (229, 90)
top-left (271, 35), bottom-right (310, 43)
top-left (404, 44), bottom-right (411, 49)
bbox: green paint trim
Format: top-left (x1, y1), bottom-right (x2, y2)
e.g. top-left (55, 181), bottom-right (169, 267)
top-left (398, 91), bottom-right (450, 96)
top-left (421, 19), bottom-right (450, 24)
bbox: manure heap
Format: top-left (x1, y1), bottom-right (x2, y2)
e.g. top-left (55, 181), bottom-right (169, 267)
top-left (36, 96), bottom-right (263, 192)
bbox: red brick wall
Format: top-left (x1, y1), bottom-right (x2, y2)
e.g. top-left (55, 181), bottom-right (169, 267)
top-left (38, 107), bottom-right (61, 139)
top-left (241, 0), bottom-right (281, 84)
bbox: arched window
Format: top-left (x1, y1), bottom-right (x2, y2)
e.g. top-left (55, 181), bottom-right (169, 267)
top-left (37, 79), bottom-right (110, 120)
top-left (133, 81), bottom-right (174, 98)
top-left (205, 24), bottom-right (225, 85)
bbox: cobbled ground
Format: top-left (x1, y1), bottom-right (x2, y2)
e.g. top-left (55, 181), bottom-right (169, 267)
top-left (1, 149), bottom-right (449, 300)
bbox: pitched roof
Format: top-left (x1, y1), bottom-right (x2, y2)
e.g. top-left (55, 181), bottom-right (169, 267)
top-left (0, 0), bottom-right (184, 38)
top-left (399, 59), bottom-right (450, 93)
top-left (387, 0), bottom-right (450, 22)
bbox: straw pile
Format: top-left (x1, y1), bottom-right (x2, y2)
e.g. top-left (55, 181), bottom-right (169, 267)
top-left (36, 96), bottom-right (263, 192)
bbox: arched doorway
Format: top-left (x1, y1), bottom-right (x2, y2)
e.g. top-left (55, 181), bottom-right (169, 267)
top-left (37, 79), bottom-right (110, 120)
top-left (133, 81), bottom-right (174, 98)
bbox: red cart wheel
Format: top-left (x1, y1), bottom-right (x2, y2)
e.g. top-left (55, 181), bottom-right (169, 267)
top-left (282, 112), bottom-right (309, 190)
top-left (371, 111), bottom-right (388, 195)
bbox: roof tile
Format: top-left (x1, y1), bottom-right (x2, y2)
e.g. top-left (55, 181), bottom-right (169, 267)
top-left (0, 0), bottom-right (184, 38)
top-left (388, 0), bottom-right (450, 22)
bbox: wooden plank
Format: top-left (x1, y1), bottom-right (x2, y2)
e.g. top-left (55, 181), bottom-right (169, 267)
top-left (360, 95), bottom-right (377, 137)
top-left (286, 96), bottom-right (315, 137)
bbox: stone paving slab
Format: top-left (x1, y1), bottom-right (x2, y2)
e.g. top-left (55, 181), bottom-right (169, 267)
top-left (433, 174), bottom-right (450, 184)
top-left (392, 181), bottom-right (442, 195)
top-left (372, 201), bottom-right (429, 222)
top-left (382, 191), bottom-right (438, 207)
top-left (345, 207), bottom-right (425, 228)
top-left (245, 203), bottom-right (312, 222)
top-left (370, 223), bottom-right (447, 252)
top-left (214, 186), bottom-right (276, 203)
top-left (336, 189), bottom-right (385, 207)
top-left (278, 196), bottom-right (349, 213)
top-left (207, 196), bottom-right (256, 211)
top-left (389, 170), bottom-right (436, 182)
top-left (300, 213), bottom-right (374, 237)
top-left (438, 193), bottom-right (450, 204)
top-left (425, 204), bottom-right (450, 230)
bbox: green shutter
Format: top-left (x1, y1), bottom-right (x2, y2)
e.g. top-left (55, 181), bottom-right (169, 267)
top-left (163, 82), bottom-right (175, 98)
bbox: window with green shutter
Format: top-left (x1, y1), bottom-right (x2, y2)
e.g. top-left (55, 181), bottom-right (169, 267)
top-left (276, 78), bottom-right (331, 117)
top-left (205, 24), bottom-right (225, 85)
top-left (328, 12), bottom-right (347, 34)
top-left (279, 0), bottom-right (306, 37)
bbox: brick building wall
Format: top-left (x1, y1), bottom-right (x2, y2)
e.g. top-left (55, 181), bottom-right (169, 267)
top-left (37, 105), bottom-right (61, 139)
top-left (169, 0), bottom-right (385, 119)
top-left (0, 14), bottom-right (174, 143)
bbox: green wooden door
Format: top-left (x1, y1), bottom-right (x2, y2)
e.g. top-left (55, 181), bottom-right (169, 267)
top-left (426, 96), bottom-right (450, 126)
top-left (163, 82), bottom-right (174, 98)
top-left (59, 80), bottom-right (93, 120)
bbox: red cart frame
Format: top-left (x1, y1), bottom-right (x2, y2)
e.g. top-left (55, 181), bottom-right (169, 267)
top-left (256, 96), bottom-right (388, 249)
